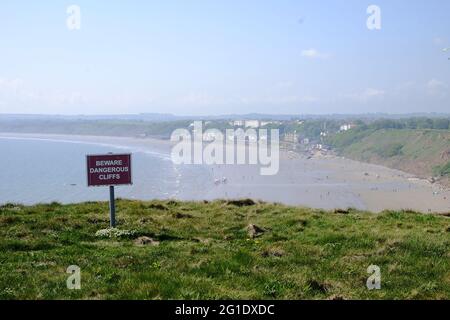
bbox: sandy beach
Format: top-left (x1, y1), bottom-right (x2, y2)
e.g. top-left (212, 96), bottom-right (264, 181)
top-left (1, 132), bottom-right (449, 213)
top-left (206, 151), bottom-right (450, 213)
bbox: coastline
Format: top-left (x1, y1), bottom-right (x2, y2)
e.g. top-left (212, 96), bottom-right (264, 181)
top-left (1, 132), bottom-right (449, 213)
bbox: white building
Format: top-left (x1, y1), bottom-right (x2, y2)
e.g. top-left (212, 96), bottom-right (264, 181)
top-left (314, 144), bottom-right (323, 150)
top-left (284, 131), bottom-right (299, 143)
top-left (245, 120), bottom-right (260, 128)
top-left (340, 124), bottom-right (354, 131)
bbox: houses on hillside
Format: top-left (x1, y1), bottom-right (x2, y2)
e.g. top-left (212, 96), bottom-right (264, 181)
top-left (283, 131), bottom-right (299, 143)
top-left (229, 120), bottom-right (260, 128)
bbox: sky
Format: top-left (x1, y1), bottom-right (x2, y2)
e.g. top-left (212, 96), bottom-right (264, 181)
top-left (0, 0), bottom-right (449, 116)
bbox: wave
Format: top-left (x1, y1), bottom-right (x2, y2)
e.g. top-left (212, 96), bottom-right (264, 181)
top-left (0, 135), bottom-right (172, 161)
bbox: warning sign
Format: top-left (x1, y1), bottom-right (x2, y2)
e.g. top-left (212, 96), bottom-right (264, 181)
top-left (87, 154), bottom-right (132, 186)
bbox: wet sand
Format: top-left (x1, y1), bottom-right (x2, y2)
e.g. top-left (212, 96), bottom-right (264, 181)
top-left (206, 152), bottom-right (450, 213)
top-left (1, 132), bottom-right (449, 213)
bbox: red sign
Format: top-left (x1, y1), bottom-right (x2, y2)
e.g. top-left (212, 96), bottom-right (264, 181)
top-left (87, 154), bottom-right (132, 187)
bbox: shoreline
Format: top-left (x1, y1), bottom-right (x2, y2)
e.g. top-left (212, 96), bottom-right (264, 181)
top-left (1, 132), bottom-right (449, 213)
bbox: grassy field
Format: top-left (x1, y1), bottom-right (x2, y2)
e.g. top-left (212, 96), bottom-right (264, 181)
top-left (0, 199), bottom-right (449, 300)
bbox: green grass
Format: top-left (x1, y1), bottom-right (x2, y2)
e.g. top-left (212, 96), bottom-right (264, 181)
top-left (0, 200), bottom-right (449, 300)
top-left (327, 129), bottom-right (450, 180)
top-left (434, 161), bottom-right (450, 176)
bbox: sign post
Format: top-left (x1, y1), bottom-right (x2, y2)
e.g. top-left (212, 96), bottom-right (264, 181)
top-left (109, 186), bottom-right (116, 227)
top-left (87, 153), bottom-right (132, 228)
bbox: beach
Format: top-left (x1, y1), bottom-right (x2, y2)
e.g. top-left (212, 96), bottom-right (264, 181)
top-left (1, 132), bottom-right (449, 213)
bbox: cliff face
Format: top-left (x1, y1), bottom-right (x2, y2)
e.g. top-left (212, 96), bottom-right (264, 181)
top-left (331, 129), bottom-right (450, 186)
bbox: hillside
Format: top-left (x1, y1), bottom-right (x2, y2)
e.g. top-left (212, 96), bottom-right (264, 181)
top-left (0, 200), bottom-right (449, 300)
top-left (327, 129), bottom-right (450, 185)
top-left (0, 119), bottom-right (192, 139)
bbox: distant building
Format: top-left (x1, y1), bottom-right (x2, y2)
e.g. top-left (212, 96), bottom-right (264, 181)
top-left (231, 120), bottom-right (245, 127)
top-left (312, 144), bottom-right (329, 152)
top-left (314, 143), bottom-right (323, 150)
top-left (340, 124), bottom-right (354, 131)
top-left (284, 131), bottom-right (299, 143)
top-left (301, 138), bottom-right (310, 145)
top-left (245, 120), bottom-right (260, 128)
top-left (229, 120), bottom-right (262, 128)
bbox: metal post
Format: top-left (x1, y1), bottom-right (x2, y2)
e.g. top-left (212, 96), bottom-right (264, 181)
top-left (109, 186), bottom-right (116, 228)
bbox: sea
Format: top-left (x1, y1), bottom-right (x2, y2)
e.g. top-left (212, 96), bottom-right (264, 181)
top-left (0, 136), bottom-right (210, 205)
top-left (2, 134), bottom-right (448, 213)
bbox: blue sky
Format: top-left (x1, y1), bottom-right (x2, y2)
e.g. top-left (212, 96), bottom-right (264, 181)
top-left (0, 0), bottom-right (449, 115)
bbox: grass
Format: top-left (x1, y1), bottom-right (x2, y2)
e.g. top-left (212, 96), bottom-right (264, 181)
top-left (327, 128), bottom-right (450, 182)
top-left (0, 199), bottom-right (449, 300)
top-left (434, 160), bottom-right (450, 177)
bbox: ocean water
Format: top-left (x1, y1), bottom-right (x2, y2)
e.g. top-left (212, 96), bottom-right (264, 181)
top-left (0, 137), bottom-right (210, 205)
top-left (2, 135), bottom-right (448, 213)
top-left (0, 136), bottom-right (387, 210)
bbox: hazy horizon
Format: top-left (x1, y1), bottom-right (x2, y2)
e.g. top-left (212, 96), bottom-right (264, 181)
top-left (1, 111), bottom-right (450, 118)
top-left (1, 0), bottom-right (449, 115)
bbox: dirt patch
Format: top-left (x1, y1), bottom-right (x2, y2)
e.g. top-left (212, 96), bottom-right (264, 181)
top-left (192, 237), bottom-right (211, 244)
top-left (138, 217), bottom-right (155, 224)
top-left (134, 236), bottom-right (160, 246)
top-left (327, 294), bottom-right (345, 300)
top-left (0, 216), bottom-right (21, 225)
top-left (227, 199), bottom-right (256, 207)
top-left (262, 247), bottom-right (285, 258)
top-left (172, 212), bottom-right (193, 219)
top-left (247, 224), bottom-right (266, 238)
top-left (440, 149), bottom-right (450, 161)
top-left (148, 203), bottom-right (168, 211)
top-left (307, 280), bottom-right (330, 294)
